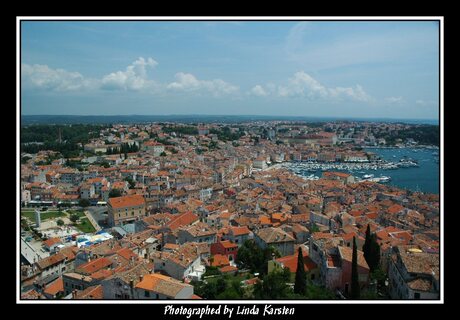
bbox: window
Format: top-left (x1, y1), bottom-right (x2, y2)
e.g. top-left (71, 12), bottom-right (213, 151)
top-left (144, 290), bottom-right (150, 297)
top-left (313, 244), bottom-right (318, 252)
top-left (414, 292), bottom-right (420, 299)
top-left (311, 274), bottom-right (315, 280)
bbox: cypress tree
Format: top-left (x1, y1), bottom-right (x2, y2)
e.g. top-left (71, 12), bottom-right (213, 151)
top-left (351, 236), bottom-right (360, 299)
top-left (369, 233), bottom-right (381, 272)
top-left (363, 224), bottom-right (371, 269)
top-left (294, 247), bottom-right (307, 295)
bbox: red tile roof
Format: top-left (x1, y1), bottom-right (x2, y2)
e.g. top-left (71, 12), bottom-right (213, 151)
top-left (230, 226), bottom-right (250, 236)
top-left (43, 237), bottom-right (62, 248)
top-left (276, 250), bottom-right (317, 272)
top-left (167, 211), bottom-right (199, 231)
top-left (75, 285), bottom-right (104, 299)
top-left (387, 204), bottom-right (405, 215)
top-left (116, 247), bottom-right (138, 261)
top-left (43, 277), bottom-right (64, 296)
top-left (77, 257), bottom-right (112, 274)
top-left (211, 254), bottom-right (230, 267)
top-left (108, 194), bottom-right (145, 209)
top-left (220, 240), bottom-right (238, 249)
top-left (219, 265), bottom-right (238, 273)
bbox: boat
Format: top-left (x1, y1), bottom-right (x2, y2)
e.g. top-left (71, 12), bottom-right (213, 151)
top-left (363, 174), bottom-right (374, 179)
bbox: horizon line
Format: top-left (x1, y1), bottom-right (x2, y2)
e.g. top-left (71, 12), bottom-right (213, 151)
top-left (21, 114), bottom-right (439, 121)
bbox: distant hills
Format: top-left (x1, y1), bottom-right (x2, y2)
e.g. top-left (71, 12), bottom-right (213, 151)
top-left (21, 114), bottom-right (439, 126)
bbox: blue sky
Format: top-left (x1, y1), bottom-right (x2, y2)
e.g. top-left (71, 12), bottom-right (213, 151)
top-left (21, 20), bottom-right (440, 119)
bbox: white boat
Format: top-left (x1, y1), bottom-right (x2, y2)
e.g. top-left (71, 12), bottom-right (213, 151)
top-left (363, 174), bottom-right (374, 179)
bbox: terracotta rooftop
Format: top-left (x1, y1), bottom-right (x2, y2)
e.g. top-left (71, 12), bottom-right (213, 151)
top-left (108, 194), bottom-right (145, 209)
top-left (135, 273), bottom-right (192, 298)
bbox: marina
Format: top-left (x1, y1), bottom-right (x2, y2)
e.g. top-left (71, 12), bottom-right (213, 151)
top-left (278, 147), bottom-right (439, 194)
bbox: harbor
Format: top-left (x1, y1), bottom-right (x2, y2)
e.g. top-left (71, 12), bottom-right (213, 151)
top-left (277, 147), bottom-right (439, 193)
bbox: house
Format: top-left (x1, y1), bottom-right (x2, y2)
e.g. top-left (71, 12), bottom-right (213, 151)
top-left (268, 247), bottom-right (319, 282)
top-left (101, 262), bottom-right (152, 299)
top-left (73, 285), bottom-right (104, 299)
top-left (151, 242), bottom-right (205, 281)
top-left (210, 254), bottom-right (230, 268)
top-left (254, 227), bottom-right (295, 257)
top-left (388, 246), bottom-right (439, 299)
top-left (134, 273), bottom-right (194, 299)
top-left (336, 245), bottom-right (370, 294)
top-left (253, 157), bottom-right (267, 170)
top-left (143, 140), bottom-right (165, 156)
top-left (62, 273), bottom-right (96, 295)
top-left (322, 172), bottom-right (355, 185)
top-left (291, 224), bottom-right (310, 244)
top-left (80, 183), bottom-right (95, 199)
top-left (43, 277), bottom-right (65, 299)
top-left (177, 222), bottom-right (217, 245)
top-left (43, 237), bottom-right (62, 253)
top-left (107, 194), bottom-right (146, 227)
top-left (225, 226), bottom-right (251, 247)
top-left (210, 240), bottom-right (238, 262)
top-left (309, 234), bottom-right (369, 293)
top-left (35, 253), bottom-right (68, 281)
top-left (75, 257), bottom-right (113, 275)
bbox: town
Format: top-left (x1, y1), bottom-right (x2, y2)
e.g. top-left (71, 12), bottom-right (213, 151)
top-left (20, 120), bottom-right (440, 300)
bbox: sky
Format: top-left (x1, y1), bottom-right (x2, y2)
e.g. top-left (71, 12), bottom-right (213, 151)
top-left (20, 20), bottom-right (440, 120)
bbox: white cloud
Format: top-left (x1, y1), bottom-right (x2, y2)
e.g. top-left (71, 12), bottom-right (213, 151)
top-left (385, 96), bottom-right (404, 104)
top-left (101, 57), bottom-right (158, 91)
top-left (254, 71), bottom-right (371, 102)
top-left (167, 72), bottom-right (239, 96)
top-left (250, 85), bottom-right (268, 96)
top-left (21, 64), bottom-right (90, 91)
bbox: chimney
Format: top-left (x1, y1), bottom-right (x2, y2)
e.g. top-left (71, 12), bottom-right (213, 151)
top-left (72, 289), bottom-right (77, 299)
top-left (130, 278), bottom-right (134, 289)
top-left (139, 275), bottom-right (144, 282)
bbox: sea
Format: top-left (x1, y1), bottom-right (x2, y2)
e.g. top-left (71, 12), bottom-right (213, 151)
top-left (283, 147), bottom-right (440, 194)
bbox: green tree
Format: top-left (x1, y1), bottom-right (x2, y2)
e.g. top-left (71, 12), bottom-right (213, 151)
top-left (78, 199), bottom-right (90, 208)
top-left (369, 234), bottom-right (381, 272)
top-left (363, 224), bottom-right (372, 267)
top-left (70, 214), bottom-right (79, 223)
top-left (124, 176), bottom-right (136, 189)
top-left (236, 240), bottom-right (264, 272)
top-left (56, 219), bottom-right (64, 226)
top-left (351, 236), bottom-right (360, 299)
top-left (363, 225), bottom-right (381, 272)
top-left (236, 240), bottom-right (280, 275)
top-left (253, 268), bottom-right (291, 299)
top-left (294, 247), bottom-right (307, 295)
top-left (160, 151), bottom-right (167, 157)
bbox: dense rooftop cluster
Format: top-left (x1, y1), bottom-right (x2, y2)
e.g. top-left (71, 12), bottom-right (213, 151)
top-left (20, 121), bottom-right (440, 300)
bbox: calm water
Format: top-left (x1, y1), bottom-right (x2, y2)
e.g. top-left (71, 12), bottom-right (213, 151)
top-left (285, 148), bottom-right (440, 194)
top-left (363, 148), bottom-right (440, 194)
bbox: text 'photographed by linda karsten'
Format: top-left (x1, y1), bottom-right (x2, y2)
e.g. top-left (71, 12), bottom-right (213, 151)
top-left (164, 305), bottom-right (295, 318)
